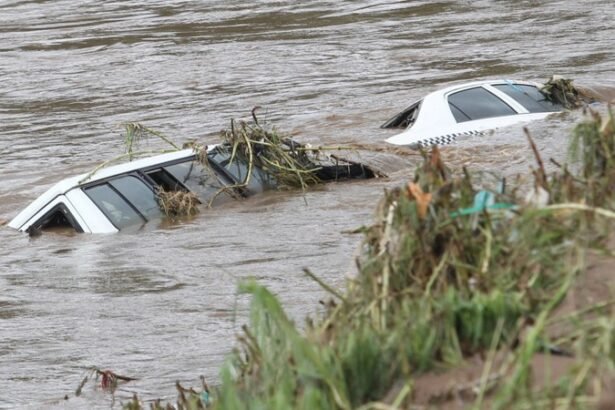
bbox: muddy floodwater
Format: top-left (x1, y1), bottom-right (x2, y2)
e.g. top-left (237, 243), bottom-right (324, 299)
top-left (1, 1), bottom-right (614, 408)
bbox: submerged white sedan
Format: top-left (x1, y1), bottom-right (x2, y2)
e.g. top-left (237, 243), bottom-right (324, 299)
top-left (382, 80), bottom-right (563, 148)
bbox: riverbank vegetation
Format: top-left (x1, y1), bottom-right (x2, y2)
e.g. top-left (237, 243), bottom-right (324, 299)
top-left (119, 108), bottom-right (614, 409)
top-left (215, 108), bottom-right (614, 409)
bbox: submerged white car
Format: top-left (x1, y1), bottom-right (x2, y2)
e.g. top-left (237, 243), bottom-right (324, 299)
top-left (8, 144), bottom-right (376, 234)
top-left (382, 80), bottom-right (563, 148)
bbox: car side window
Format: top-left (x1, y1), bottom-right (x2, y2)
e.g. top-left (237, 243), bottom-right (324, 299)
top-left (208, 148), bottom-right (272, 194)
top-left (448, 87), bottom-right (516, 123)
top-left (493, 84), bottom-right (562, 113)
top-left (109, 175), bottom-right (161, 219)
top-left (85, 179), bottom-right (154, 229)
top-left (164, 160), bottom-right (234, 204)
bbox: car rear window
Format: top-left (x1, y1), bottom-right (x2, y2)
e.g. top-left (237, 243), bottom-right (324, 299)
top-left (448, 87), bottom-right (516, 123)
top-left (493, 84), bottom-right (562, 113)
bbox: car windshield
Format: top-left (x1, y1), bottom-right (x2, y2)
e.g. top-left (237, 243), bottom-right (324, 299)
top-left (381, 100), bottom-right (422, 129)
top-left (493, 83), bottom-right (562, 113)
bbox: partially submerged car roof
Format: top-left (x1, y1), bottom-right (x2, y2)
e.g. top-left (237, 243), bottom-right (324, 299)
top-left (383, 80), bottom-right (562, 148)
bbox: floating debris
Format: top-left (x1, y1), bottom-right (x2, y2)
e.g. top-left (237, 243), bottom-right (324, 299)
top-left (157, 188), bottom-right (201, 217)
top-left (219, 116), bottom-right (383, 191)
top-left (123, 378), bottom-right (211, 410)
top-left (75, 367), bottom-right (137, 397)
top-left (540, 75), bottom-right (593, 109)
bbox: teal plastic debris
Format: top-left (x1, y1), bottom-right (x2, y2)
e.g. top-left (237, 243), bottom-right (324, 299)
top-left (451, 190), bottom-right (516, 217)
top-left (201, 390), bottom-right (211, 406)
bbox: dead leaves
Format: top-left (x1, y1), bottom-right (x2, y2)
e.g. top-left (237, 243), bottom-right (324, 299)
top-left (406, 182), bottom-right (432, 219)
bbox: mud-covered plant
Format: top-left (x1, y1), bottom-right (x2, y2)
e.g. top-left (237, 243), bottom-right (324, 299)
top-left (212, 145), bottom-right (585, 409)
top-left (540, 76), bottom-right (586, 109)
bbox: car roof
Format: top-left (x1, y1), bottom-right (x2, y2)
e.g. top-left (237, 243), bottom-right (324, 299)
top-left (428, 79), bottom-right (541, 97)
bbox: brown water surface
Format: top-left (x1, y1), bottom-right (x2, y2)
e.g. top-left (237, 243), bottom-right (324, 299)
top-left (1, 1), bottom-right (614, 407)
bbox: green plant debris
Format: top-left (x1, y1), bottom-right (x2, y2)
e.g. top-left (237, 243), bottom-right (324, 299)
top-left (124, 379), bottom-right (211, 410)
top-left (219, 117), bottom-right (374, 191)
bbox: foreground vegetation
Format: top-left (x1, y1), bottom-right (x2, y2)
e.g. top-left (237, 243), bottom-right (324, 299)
top-left (118, 107), bottom-right (615, 409)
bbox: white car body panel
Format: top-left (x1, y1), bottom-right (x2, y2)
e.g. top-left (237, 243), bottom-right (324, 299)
top-left (384, 80), bottom-right (560, 147)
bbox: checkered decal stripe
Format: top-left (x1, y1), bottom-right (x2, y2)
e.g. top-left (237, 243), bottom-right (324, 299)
top-left (417, 130), bottom-right (483, 148)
